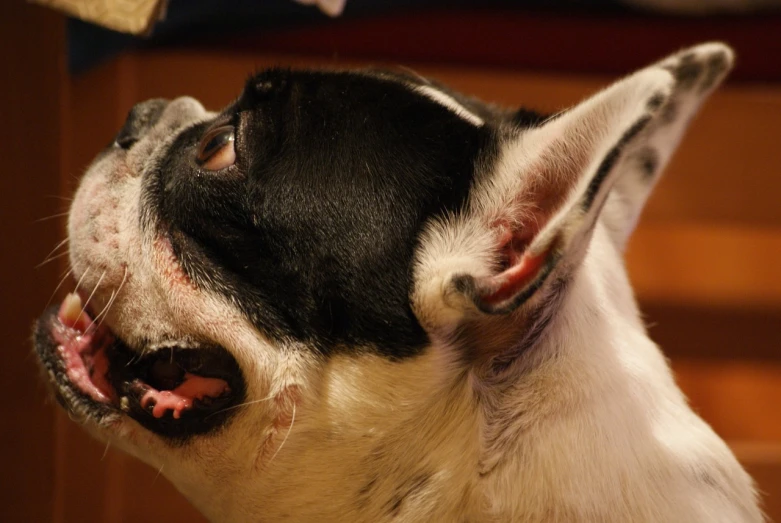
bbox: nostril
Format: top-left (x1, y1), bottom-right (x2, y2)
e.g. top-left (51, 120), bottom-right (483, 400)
top-left (113, 119), bottom-right (139, 150)
top-left (113, 133), bottom-right (138, 150)
top-left (113, 98), bottom-right (170, 150)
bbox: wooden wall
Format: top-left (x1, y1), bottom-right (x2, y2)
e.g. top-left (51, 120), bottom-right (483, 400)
top-left (0, 3), bottom-right (63, 522)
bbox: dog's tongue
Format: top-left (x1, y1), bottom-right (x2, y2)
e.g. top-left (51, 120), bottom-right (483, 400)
top-left (139, 374), bottom-right (230, 419)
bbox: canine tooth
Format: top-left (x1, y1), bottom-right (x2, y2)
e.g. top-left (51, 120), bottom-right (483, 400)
top-left (59, 293), bottom-right (83, 326)
top-left (120, 396), bottom-right (130, 412)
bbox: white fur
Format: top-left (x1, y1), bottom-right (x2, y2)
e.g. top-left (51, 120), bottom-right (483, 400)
top-left (62, 43), bottom-right (761, 522)
top-left (415, 84), bottom-right (485, 126)
top-left (472, 225), bottom-right (759, 522)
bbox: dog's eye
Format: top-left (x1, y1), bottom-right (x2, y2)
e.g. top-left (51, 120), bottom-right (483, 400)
top-left (196, 125), bottom-right (236, 170)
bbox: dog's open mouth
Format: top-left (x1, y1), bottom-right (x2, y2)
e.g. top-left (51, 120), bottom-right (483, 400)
top-left (34, 293), bottom-right (245, 439)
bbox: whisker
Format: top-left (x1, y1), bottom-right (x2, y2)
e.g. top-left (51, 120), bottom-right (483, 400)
top-left (75, 270), bottom-right (105, 326)
top-left (44, 267), bottom-right (75, 308)
top-left (268, 404), bottom-right (296, 465)
top-left (73, 267), bottom-right (90, 294)
top-left (151, 464), bottom-right (165, 486)
top-left (34, 211), bottom-right (70, 224)
top-left (36, 250), bottom-right (70, 269)
top-left (44, 194), bottom-right (73, 202)
top-left (89, 289), bottom-right (116, 328)
top-left (205, 395), bottom-right (275, 419)
top-left (101, 440), bottom-right (112, 461)
top-left (93, 266), bottom-right (128, 330)
top-left (37, 237), bottom-right (70, 268)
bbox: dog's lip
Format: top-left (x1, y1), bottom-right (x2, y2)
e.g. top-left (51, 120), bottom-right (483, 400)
top-left (35, 292), bottom-right (247, 438)
top-left (35, 303), bottom-right (120, 423)
top-left (53, 292), bottom-right (117, 404)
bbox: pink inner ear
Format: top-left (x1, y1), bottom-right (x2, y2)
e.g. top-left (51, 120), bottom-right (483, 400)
top-left (480, 214), bottom-right (551, 307)
top-left (480, 249), bottom-right (548, 306)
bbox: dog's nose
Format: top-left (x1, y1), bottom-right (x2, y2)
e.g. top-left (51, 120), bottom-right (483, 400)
top-left (113, 98), bottom-right (169, 150)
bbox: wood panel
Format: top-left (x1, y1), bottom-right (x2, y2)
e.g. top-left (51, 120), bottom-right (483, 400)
top-left (629, 224), bottom-right (781, 308)
top-left (0, 3), bottom-right (65, 523)
top-left (197, 10), bottom-right (781, 82)
top-left (643, 303), bottom-right (781, 361)
top-left (674, 360), bottom-right (781, 442)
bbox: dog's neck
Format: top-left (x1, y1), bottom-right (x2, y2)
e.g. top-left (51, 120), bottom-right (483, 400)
top-left (287, 229), bottom-right (660, 521)
top-left (477, 237), bottom-right (636, 452)
top-left (466, 231), bottom-right (688, 520)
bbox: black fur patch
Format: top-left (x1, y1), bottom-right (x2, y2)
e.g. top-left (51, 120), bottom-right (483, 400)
top-left (700, 52), bottom-right (730, 93)
top-left (144, 69), bottom-right (503, 358)
top-left (661, 100), bottom-right (679, 124)
top-left (636, 147), bottom-right (660, 180)
top-left (646, 92), bottom-right (667, 111)
top-left (669, 52), bottom-right (703, 90)
top-left (582, 114), bottom-right (652, 211)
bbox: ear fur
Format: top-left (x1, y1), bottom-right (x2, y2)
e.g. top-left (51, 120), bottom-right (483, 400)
top-left (604, 42), bottom-right (735, 250)
top-left (412, 43), bottom-right (734, 331)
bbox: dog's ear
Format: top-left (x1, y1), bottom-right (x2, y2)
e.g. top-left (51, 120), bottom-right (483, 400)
top-left (413, 43), bottom-right (733, 330)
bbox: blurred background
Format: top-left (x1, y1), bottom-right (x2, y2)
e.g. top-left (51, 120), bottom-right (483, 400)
top-left (2, 1), bottom-right (780, 521)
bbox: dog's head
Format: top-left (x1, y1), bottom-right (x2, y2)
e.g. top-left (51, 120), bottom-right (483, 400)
top-left (35, 44), bottom-right (733, 521)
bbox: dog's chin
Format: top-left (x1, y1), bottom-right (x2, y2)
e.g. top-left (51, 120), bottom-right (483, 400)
top-left (34, 292), bottom-right (246, 441)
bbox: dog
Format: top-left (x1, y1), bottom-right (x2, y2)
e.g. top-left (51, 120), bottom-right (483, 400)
top-left (34, 42), bottom-right (762, 522)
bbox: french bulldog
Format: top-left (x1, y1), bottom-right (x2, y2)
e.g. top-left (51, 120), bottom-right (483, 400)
top-left (34, 43), bottom-right (762, 522)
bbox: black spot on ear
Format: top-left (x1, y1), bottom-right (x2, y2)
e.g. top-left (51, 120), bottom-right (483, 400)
top-left (646, 92), bottom-right (666, 111)
top-left (513, 108), bottom-right (549, 128)
top-left (662, 100), bottom-right (679, 124)
top-left (452, 273), bottom-right (478, 302)
top-left (700, 52), bottom-right (730, 93)
top-left (636, 147), bottom-right (660, 180)
top-left (583, 115), bottom-right (652, 210)
top-left (668, 53), bottom-right (703, 90)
